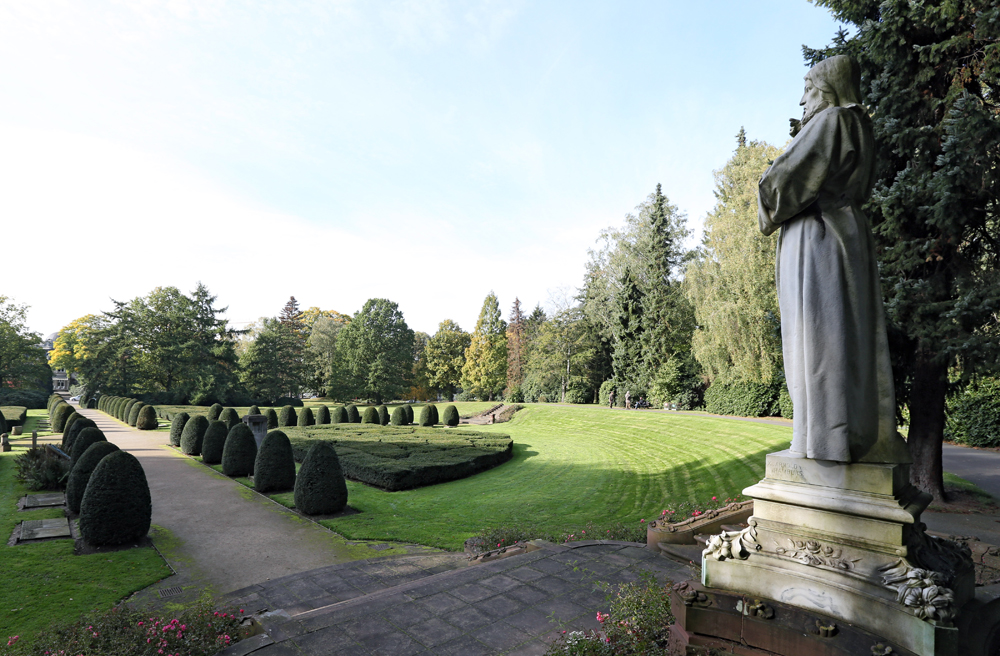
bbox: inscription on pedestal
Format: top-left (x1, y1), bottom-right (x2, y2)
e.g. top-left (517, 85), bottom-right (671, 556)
top-left (766, 460), bottom-right (806, 483)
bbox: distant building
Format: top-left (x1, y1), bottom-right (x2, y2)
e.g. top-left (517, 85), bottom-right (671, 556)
top-left (40, 332), bottom-right (72, 392)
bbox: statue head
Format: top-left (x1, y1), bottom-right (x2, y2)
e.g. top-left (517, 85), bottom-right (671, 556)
top-left (799, 55), bottom-right (863, 127)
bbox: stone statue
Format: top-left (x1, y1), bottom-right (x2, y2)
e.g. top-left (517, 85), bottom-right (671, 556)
top-left (757, 55), bottom-right (910, 464)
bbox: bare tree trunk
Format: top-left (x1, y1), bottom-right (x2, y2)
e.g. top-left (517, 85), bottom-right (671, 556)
top-left (907, 347), bottom-right (948, 504)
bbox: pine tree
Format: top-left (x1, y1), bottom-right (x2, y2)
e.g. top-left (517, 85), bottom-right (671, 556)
top-left (612, 268), bottom-right (644, 394)
top-left (461, 292), bottom-right (508, 400)
top-left (506, 298), bottom-right (526, 393)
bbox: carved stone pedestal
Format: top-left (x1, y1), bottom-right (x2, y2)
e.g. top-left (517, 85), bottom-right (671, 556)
top-left (687, 450), bottom-right (975, 656)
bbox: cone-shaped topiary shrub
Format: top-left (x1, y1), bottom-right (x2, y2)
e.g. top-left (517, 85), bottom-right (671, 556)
top-left (297, 407), bottom-right (314, 427)
top-left (346, 405), bottom-right (360, 423)
top-left (314, 405), bottom-right (330, 424)
top-left (294, 441), bottom-right (348, 515)
top-left (169, 412), bottom-right (190, 447)
top-left (207, 403), bottom-right (224, 421)
top-left (122, 400), bottom-right (137, 422)
top-left (64, 417), bottom-right (97, 453)
top-left (418, 404), bottom-right (438, 426)
top-left (219, 407), bottom-right (240, 430)
top-left (79, 450), bottom-right (151, 546)
top-left (127, 402), bottom-right (145, 426)
top-left (136, 405), bottom-right (158, 430)
top-left (403, 405), bottom-right (414, 425)
top-left (53, 403), bottom-right (75, 432)
top-left (66, 441), bottom-right (120, 514)
top-left (390, 406), bottom-right (406, 425)
top-left (361, 406), bottom-right (379, 424)
top-left (222, 423), bottom-right (257, 477)
top-left (377, 405), bottom-right (389, 425)
top-left (278, 405), bottom-right (297, 427)
top-left (266, 408), bottom-right (278, 429)
top-left (63, 412), bottom-right (81, 440)
top-left (86, 398), bottom-right (97, 409)
top-left (249, 404), bottom-right (260, 415)
top-left (180, 415), bottom-right (209, 456)
top-left (254, 430), bottom-right (296, 493)
top-left (442, 405), bottom-right (459, 427)
top-left (331, 406), bottom-right (347, 423)
top-left (70, 427), bottom-right (107, 465)
top-left (201, 420), bottom-right (229, 465)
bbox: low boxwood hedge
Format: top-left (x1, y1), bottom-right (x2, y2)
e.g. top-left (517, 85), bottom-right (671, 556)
top-left (946, 378), bottom-right (1000, 447)
top-left (1, 406), bottom-right (27, 427)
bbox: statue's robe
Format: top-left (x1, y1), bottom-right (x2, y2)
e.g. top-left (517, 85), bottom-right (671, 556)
top-left (758, 105), bottom-right (910, 463)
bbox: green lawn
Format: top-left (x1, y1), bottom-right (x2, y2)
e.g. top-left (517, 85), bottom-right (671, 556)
top-left (304, 405), bottom-right (792, 550)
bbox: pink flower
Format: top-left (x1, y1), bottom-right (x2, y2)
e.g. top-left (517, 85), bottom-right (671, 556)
top-left (712, 496), bottom-right (717, 501)
top-left (640, 519), bottom-right (645, 523)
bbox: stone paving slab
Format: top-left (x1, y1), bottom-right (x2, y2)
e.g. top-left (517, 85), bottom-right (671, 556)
top-left (221, 540), bottom-right (692, 655)
top-left (19, 518), bottom-right (72, 541)
top-left (22, 493), bottom-right (66, 508)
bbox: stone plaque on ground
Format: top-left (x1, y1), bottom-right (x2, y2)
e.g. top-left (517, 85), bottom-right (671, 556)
top-left (23, 493), bottom-right (66, 509)
top-left (20, 518), bottom-right (72, 541)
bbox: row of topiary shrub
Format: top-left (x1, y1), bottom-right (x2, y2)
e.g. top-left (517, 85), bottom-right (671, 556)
top-left (154, 402), bottom-right (462, 429)
top-left (96, 395), bottom-right (159, 430)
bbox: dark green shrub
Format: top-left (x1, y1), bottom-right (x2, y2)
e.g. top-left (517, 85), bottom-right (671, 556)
top-left (254, 430), bottom-right (296, 493)
top-left (946, 378), bottom-right (1000, 447)
top-left (66, 441), bottom-right (120, 514)
top-left (112, 398), bottom-right (124, 419)
top-left (293, 441), bottom-right (348, 515)
top-left (13, 447), bottom-right (70, 491)
top-left (331, 406), bottom-right (348, 423)
top-left (274, 397), bottom-right (303, 407)
top-left (127, 402), bottom-right (145, 426)
top-left (361, 406), bottom-right (379, 424)
top-left (418, 404), bottom-right (438, 426)
top-left (136, 405), bottom-right (158, 430)
top-left (346, 405), bottom-right (360, 423)
top-left (86, 398), bottom-right (97, 409)
top-left (53, 403), bottom-right (75, 432)
top-left (79, 450), bottom-right (151, 546)
top-left (219, 407), bottom-right (240, 430)
top-left (222, 423), bottom-right (257, 477)
top-left (249, 404), bottom-right (261, 415)
top-left (704, 381), bottom-right (780, 418)
top-left (403, 404), bottom-right (414, 425)
top-left (377, 405), bottom-right (389, 425)
top-left (297, 407), bottom-right (314, 427)
top-left (62, 412), bottom-right (81, 439)
top-left (207, 403), bottom-right (224, 421)
top-left (122, 400), bottom-right (137, 422)
top-left (278, 405), bottom-right (297, 427)
top-left (168, 412), bottom-right (190, 447)
top-left (442, 405), bottom-right (459, 427)
top-left (778, 384), bottom-right (793, 419)
top-left (180, 415), bottom-right (209, 455)
top-left (201, 420), bottom-right (229, 465)
top-left (70, 427), bottom-right (107, 465)
top-left (390, 406), bottom-right (406, 425)
top-left (315, 405), bottom-right (330, 424)
top-left (63, 417), bottom-right (97, 453)
top-left (265, 408), bottom-right (278, 429)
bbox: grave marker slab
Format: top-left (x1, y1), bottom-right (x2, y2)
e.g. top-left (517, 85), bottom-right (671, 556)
top-left (20, 518), bottom-right (72, 541)
top-left (23, 493), bottom-right (66, 509)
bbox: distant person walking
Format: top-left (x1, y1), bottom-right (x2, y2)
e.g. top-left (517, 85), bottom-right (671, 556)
top-left (608, 389), bottom-right (616, 409)
top-left (624, 391), bottom-right (631, 410)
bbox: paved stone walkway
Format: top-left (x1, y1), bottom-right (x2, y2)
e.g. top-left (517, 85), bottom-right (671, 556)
top-left (221, 540), bottom-right (692, 656)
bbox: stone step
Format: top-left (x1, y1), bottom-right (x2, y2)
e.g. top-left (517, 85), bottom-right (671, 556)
top-left (658, 541), bottom-right (704, 568)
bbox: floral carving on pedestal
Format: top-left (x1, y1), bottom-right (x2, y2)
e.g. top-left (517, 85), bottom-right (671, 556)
top-left (879, 560), bottom-right (956, 623)
top-left (703, 524), bottom-right (759, 561)
top-left (673, 581), bottom-right (711, 608)
top-left (773, 538), bottom-right (861, 571)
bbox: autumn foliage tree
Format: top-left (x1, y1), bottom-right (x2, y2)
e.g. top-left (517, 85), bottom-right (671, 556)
top-left (461, 292), bottom-right (508, 400)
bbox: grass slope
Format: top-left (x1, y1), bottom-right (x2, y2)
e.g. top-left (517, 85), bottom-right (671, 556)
top-left (310, 405), bottom-right (792, 550)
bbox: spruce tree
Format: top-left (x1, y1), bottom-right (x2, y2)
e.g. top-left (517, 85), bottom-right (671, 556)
top-left (612, 267), bottom-right (645, 394)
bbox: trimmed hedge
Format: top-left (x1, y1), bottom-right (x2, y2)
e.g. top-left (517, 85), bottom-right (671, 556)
top-left (266, 408), bottom-right (278, 429)
top-left (403, 405), bottom-right (414, 425)
top-left (283, 425), bottom-right (514, 491)
top-left (377, 405), bottom-right (389, 426)
top-left (79, 450), bottom-right (151, 546)
top-left (361, 406), bottom-right (379, 424)
top-left (1, 406), bottom-right (27, 427)
top-left (331, 406), bottom-right (348, 424)
top-left (253, 430), bottom-right (296, 493)
top-left (278, 405), bottom-right (297, 427)
top-left (127, 402), bottom-right (145, 426)
top-left (346, 405), bottom-right (360, 423)
top-left (136, 405), bottom-right (159, 430)
top-left (70, 427), bottom-right (107, 465)
top-left (201, 420), bottom-right (229, 465)
top-left (442, 405), bottom-right (459, 427)
top-left (169, 412), bottom-right (190, 447)
top-left (249, 404), bottom-right (261, 415)
top-left (66, 441), bottom-right (120, 514)
top-left (221, 423), bottom-right (257, 477)
top-left (704, 381), bottom-right (781, 418)
top-left (86, 398), bottom-right (97, 409)
top-left (314, 405), bottom-right (330, 424)
top-left (122, 400), bottom-right (138, 423)
top-left (418, 404), bottom-right (438, 426)
top-left (219, 407), bottom-right (241, 430)
top-left (207, 403), bottom-right (224, 421)
top-left (946, 378), bottom-right (1000, 447)
top-left (297, 407), bottom-right (314, 427)
top-left (778, 385), bottom-right (793, 420)
top-left (63, 417), bottom-right (97, 453)
top-left (0, 389), bottom-right (46, 409)
top-left (63, 412), bottom-right (82, 440)
top-left (180, 415), bottom-right (210, 456)
top-left (53, 403), bottom-right (75, 432)
top-left (293, 441), bottom-right (348, 515)
top-left (390, 406), bottom-right (406, 426)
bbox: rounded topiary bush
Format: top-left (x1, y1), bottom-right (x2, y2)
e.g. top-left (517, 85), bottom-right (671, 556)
top-left (331, 406), bottom-right (347, 424)
top-left (278, 405), bottom-right (297, 427)
top-left (201, 420), bottom-right (229, 464)
top-left (63, 417), bottom-right (97, 453)
top-left (297, 407), bottom-right (314, 427)
top-left (222, 423), bottom-right (257, 477)
top-left (66, 441), bottom-right (120, 514)
top-left (946, 378), bottom-right (1000, 447)
top-left (79, 450), bottom-right (151, 546)
top-left (219, 407), bottom-right (240, 430)
top-left (70, 427), bottom-right (107, 465)
top-left (390, 406), bottom-right (406, 425)
top-left (207, 403), bottom-right (224, 421)
top-left (249, 404), bottom-right (260, 415)
top-left (315, 405), bottom-right (330, 424)
top-left (62, 412), bottom-right (81, 441)
top-left (294, 441), bottom-right (348, 515)
top-left (254, 430), bottom-right (296, 493)
top-left (403, 404), bottom-right (414, 425)
top-left (346, 405), bottom-right (360, 423)
top-left (377, 405), bottom-right (389, 426)
top-left (266, 408), bottom-right (278, 429)
top-left (361, 406), bottom-right (379, 424)
top-left (169, 412), bottom-right (190, 447)
top-left (418, 404), bottom-right (438, 426)
top-left (442, 405), bottom-right (459, 427)
top-left (86, 398), bottom-right (97, 409)
top-left (136, 405), bottom-right (159, 430)
top-left (53, 403), bottom-right (75, 432)
top-left (127, 402), bottom-right (145, 426)
top-left (122, 400), bottom-right (137, 422)
top-left (180, 415), bottom-right (209, 456)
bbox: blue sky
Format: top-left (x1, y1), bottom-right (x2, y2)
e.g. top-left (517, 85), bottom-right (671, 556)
top-left (0, 1), bottom-right (845, 336)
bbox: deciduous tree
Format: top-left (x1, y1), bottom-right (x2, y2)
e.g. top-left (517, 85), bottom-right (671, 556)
top-left (338, 298), bottom-right (414, 404)
top-left (426, 320), bottom-right (471, 402)
top-left (461, 292), bottom-right (508, 400)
